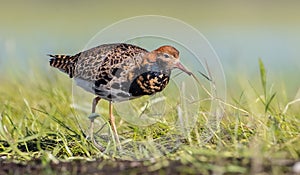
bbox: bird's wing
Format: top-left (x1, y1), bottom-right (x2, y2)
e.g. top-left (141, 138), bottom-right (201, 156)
top-left (74, 43), bottom-right (148, 82)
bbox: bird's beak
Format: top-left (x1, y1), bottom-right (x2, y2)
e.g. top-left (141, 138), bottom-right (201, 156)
top-left (175, 62), bottom-right (192, 76)
top-left (175, 61), bottom-right (202, 86)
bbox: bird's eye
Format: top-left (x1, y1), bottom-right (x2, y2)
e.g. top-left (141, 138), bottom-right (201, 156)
top-left (163, 54), bottom-right (170, 58)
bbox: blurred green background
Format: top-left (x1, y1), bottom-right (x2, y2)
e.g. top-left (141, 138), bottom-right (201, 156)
top-left (0, 0), bottom-right (299, 98)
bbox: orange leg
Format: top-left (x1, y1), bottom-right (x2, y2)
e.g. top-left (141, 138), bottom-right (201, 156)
top-left (109, 101), bottom-right (122, 150)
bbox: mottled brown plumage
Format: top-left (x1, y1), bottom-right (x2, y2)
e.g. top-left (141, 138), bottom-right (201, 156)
top-left (49, 43), bottom-right (192, 151)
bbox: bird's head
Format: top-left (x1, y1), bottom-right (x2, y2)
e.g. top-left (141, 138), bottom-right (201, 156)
top-left (146, 45), bottom-right (192, 75)
top-left (147, 45), bottom-right (192, 76)
top-left (141, 45), bottom-right (202, 87)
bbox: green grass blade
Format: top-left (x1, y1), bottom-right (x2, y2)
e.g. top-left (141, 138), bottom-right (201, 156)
top-left (258, 58), bottom-right (267, 100)
top-left (265, 92), bottom-right (276, 113)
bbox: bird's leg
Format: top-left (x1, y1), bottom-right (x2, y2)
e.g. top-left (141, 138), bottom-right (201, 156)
top-left (88, 96), bottom-right (105, 151)
top-left (109, 101), bottom-right (122, 151)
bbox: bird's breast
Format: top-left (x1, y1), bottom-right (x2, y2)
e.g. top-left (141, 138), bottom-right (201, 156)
top-left (129, 71), bottom-right (170, 97)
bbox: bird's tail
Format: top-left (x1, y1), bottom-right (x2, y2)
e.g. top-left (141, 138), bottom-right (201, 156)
top-left (48, 54), bottom-right (79, 78)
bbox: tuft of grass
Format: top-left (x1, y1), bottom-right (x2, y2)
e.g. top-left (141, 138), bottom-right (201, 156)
top-left (258, 58), bottom-right (277, 113)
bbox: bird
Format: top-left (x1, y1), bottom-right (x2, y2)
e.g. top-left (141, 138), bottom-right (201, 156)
top-left (49, 43), bottom-right (193, 151)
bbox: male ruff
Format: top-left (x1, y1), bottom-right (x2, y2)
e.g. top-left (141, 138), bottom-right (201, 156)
top-left (49, 43), bottom-right (195, 151)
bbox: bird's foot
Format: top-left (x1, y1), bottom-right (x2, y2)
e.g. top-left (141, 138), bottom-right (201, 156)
top-left (87, 113), bottom-right (106, 152)
top-left (92, 139), bottom-right (106, 152)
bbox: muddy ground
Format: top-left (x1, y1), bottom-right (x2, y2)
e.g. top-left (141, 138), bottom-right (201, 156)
top-left (0, 158), bottom-right (297, 175)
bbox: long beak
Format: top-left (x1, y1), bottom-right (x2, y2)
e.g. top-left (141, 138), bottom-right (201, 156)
top-left (175, 62), bottom-right (202, 86)
top-left (175, 62), bottom-right (192, 76)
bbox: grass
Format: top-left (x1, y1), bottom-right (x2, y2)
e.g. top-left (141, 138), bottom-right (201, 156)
top-left (0, 60), bottom-right (299, 174)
